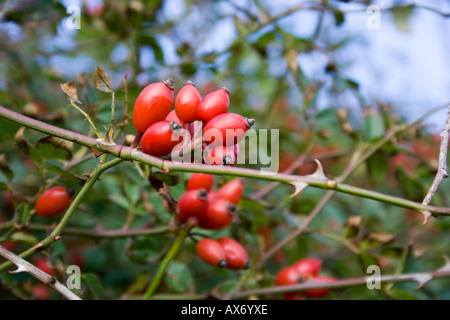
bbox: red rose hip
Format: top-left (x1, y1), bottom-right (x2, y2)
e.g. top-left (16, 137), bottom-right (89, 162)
top-left (293, 258), bottom-right (322, 279)
top-left (140, 121), bottom-right (183, 156)
top-left (186, 173), bottom-right (215, 192)
top-left (203, 113), bottom-right (255, 146)
top-left (177, 189), bottom-right (208, 224)
top-left (166, 110), bottom-right (186, 128)
top-left (175, 81), bottom-right (202, 122)
top-left (217, 178), bottom-right (244, 205)
top-left (133, 79), bottom-right (175, 133)
top-left (196, 87), bottom-right (229, 122)
top-left (217, 237), bottom-right (249, 270)
top-left (34, 186), bottom-right (74, 218)
top-left (204, 146), bottom-right (235, 166)
top-left (199, 199), bottom-right (236, 230)
top-left (304, 276), bottom-right (336, 298)
top-left (196, 238), bottom-right (227, 268)
top-left (275, 266), bottom-right (300, 286)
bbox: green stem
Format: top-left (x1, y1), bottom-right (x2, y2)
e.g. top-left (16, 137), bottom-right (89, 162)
top-left (0, 105), bottom-right (450, 216)
top-left (0, 157), bottom-right (123, 273)
top-left (142, 223), bottom-right (194, 300)
top-left (0, 223), bottom-right (170, 239)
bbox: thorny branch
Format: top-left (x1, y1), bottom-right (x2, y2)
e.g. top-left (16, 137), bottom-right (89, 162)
top-left (0, 245), bottom-right (81, 300)
top-left (422, 105), bottom-right (450, 205)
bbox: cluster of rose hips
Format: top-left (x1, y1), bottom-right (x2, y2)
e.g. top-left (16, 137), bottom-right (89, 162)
top-left (275, 258), bottom-right (336, 299)
top-left (177, 173), bottom-right (248, 270)
top-left (132, 79), bottom-right (255, 165)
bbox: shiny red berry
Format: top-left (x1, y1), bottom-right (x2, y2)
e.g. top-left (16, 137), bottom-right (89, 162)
top-left (196, 87), bottom-right (229, 122)
top-left (140, 121), bottom-right (183, 156)
top-left (199, 199), bottom-right (236, 230)
top-left (34, 186), bottom-right (74, 218)
top-left (196, 238), bottom-right (227, 268)
top-left (217, 178), bottom-right (244, 205)
top-left (177, 189), bottom-right (208, 224)
top-left (217, 237), bottom-right (249, 270)
top-left (166, 110), bottom-right (186, 128)
top-left (293, 258), bottom-right (322, 279)
top-left (304, 276), bottom-right (336, 298)
top-left (186, 173), bottom-right (215, 192)
top-left (175, 81), bottom-right (202, 122)
top-left (132, 79), bottom-right (175, 133)
top-left (204, 146), bottom-right (235, 166)
top-left (275, 266), bottom-right (300, 286)
top-left (203, 113), bottom-right (255, 147)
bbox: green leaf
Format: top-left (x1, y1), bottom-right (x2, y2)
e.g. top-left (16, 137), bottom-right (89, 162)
top-left (14, 202), bottom-right (30, 228)
top-left (108, 194), bottom-right (130, 210)
top-left (124, 182), bottom-right (140, 206)
top-left (128, 237), bottom-right (162, 264)
top-left (0, 182), bottom-right (7, 190)
top-left (94, 66), bottom-right (112, 92)
top-left (36, 136), bottom-right (73, 161)
top-left (0, 154), bottom-right (13, 181)
top-left (334, 12), bottom-right (345, 26)
top-left (395, 167), bottom-right (424, 201)
top-left (14, 127), bottom-right (42, 165)
top-left (387, 288), bottom-right (417, 300)
top-left (364, 110), bottom-right (385, 141)
top-left (10, 231), bottom-right (37, 245)
top-left (46, 165), bottom-right (87, 185)
top-left (180, 63), bottom-right (197, 76)
top-left (366, 152), bottom-right (389, 184)
top-left (51, 240), bottom-right (65, 257)
top-left (217, 280), bottom-right (240, 294)
top-left (392, 4), bottom-right (414, 32)
top-left (165, 261), bottom-right (194, 293)
top-left (380, 247), bottom-right (404, 259)
top-left (345, 78), bottom-right (359, 91)
top-left (239, 199), bottom-right (267, 233)
top-left (82, 273), bottom-right (103, 300)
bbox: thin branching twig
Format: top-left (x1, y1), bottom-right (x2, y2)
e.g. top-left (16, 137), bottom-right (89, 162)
top-left (422, 104), bottom-right (450, 205)
top-left (0, 245), bottom-right (81, 300)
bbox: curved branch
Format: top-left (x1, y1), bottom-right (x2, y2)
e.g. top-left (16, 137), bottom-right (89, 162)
top-left (1, 105), bottom-right (450, 217)
top-left (0, 245), bottom-right (81, 300)
top-left (0, 223), bottom-right (170, 239)
top-left (422, 105), bottom-right (450, 205)
top-left (230, 265), bottom-right (450, 299)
